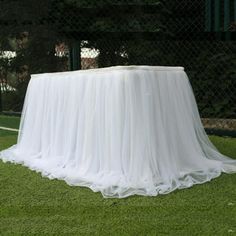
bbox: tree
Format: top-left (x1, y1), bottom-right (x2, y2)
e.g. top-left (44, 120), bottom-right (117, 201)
top-left (0, 0), bottom-right (68, 111)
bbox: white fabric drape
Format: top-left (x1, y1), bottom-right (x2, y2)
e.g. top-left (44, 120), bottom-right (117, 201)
top-left (1, 65), bottom-right (236, 198)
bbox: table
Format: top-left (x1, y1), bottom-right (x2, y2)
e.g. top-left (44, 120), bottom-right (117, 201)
top-left (1, 65), bottom-right (236, 198)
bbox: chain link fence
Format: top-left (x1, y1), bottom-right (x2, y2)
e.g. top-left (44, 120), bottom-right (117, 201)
top-left (0, 0), bottom-right (236, 134)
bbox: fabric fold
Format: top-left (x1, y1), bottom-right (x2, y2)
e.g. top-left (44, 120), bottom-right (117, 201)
top-left (1, 65), bottom-right (236, 198)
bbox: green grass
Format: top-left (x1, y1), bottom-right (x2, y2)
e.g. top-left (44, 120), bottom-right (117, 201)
top-left (0, 115), bottom-right (20, 129)
top-left (0, 116), bottom-right (236, 235)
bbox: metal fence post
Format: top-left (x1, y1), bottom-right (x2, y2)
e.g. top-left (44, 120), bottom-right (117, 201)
top-left (69, 41), bottom-right (81, 71)
top-left (214, 0), bottom-right (221, 32)
top-left (224, 0), bottom-right (231, 40)
top-left (205, 0), bottom-right (212, 31)
top-left (234, 0), bottom-right (236, 22)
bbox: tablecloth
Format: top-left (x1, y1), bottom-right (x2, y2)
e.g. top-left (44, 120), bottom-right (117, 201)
top-left (1, 65), bottom-right (236, 198)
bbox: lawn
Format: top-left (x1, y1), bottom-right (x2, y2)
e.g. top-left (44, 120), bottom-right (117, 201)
top-left (0, 115), bottom-right (236, 235)
top-left (0, 115), bottom-right (20, 129)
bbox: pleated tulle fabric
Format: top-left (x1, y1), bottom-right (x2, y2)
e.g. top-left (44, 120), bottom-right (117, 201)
top-left (1, 65), bottom-right (236, 198)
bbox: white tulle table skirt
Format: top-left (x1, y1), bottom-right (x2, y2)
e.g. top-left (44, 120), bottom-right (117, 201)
top-left (1, 65), bottom-right (236, 198)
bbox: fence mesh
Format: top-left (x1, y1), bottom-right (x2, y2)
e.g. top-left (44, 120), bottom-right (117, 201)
top-left (0, 0), bottom-right (235, 132)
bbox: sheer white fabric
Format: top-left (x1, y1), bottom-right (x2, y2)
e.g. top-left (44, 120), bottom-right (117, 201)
top-left (1, 65), bottom-right (236, 198)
